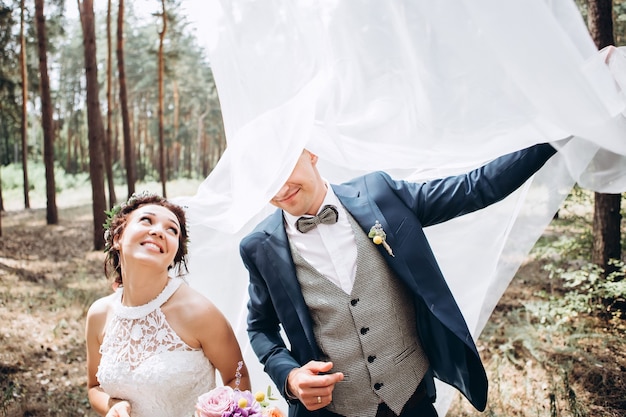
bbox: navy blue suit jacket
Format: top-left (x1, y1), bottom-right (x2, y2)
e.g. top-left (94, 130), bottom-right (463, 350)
top-left (240, 144), bottom-right (557, 417)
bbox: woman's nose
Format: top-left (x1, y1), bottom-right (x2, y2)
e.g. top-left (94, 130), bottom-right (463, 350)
top-left (149, 225), bottom-right (165, 237)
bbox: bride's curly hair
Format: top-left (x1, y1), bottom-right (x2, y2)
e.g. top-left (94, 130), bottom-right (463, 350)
top-left (103, 191), bottom-right (189, 286)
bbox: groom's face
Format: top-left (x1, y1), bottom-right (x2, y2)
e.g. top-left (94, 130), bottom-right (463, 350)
top-left (270, 150), bottom-right (327, 216)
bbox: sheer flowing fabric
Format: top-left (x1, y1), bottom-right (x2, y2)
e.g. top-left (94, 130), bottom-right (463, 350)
top-left (175, 1), bottom-right (626, 414)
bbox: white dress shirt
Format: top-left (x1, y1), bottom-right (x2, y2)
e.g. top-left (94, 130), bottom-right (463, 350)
top-left (283, 182), bottom-right (358, 294)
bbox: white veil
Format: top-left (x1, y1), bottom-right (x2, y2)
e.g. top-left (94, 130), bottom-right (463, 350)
top-left (174, 1), bottom-right (626, 415)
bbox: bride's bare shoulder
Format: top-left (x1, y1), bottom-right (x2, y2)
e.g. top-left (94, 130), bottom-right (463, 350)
top-left (86, 292), bottom-right (116, 319)
top-left (170, 281), bottom-right (221, 315)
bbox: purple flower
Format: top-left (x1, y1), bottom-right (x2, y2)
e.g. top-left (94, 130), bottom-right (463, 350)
top-left (232, 390), bottom-right (263, 417)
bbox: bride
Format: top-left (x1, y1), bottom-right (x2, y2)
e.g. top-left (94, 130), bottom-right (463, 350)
top-left (177, 1), bottom-right (626, 415)
top-left (85, 192), bottom-right (251, 417)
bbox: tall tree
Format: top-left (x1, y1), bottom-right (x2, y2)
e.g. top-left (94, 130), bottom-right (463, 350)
top-left (34, 0), bottom-right (58, 224)
top-left (0, 164), bottom-right (2, 236)
top-left (157, 0), bottom-right (167, 197)
top-left (0, 155), bottom-right (3, 234)
top-left (78, 0), bottom-right (107, 250)
top-left (20, 0), bottom-right (30, 209)
top-left (104, 0), bottom-right (116, 207)
top-left (55, 22), bottom-right (83, 175)
top-left (587, 0), bottom-right (623, 275)
top-left (117, 0), bottom-right (135, 196)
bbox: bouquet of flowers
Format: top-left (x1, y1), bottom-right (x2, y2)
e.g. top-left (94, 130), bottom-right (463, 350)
top-left (195, 362), bottom-right (284, 417)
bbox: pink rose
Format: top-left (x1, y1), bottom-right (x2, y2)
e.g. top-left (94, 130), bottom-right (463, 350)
top-left (196, 386), bottom-right (235, 417)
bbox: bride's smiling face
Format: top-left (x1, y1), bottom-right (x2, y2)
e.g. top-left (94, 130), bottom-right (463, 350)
top-left (114, 204), bottom-right (182, 270)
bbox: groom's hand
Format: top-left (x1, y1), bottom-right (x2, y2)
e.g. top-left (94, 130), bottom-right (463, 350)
top-left (287, 360), bottom-right (344, 411)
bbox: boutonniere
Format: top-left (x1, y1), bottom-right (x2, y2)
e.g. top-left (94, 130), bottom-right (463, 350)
top-left (368, 220), bottom-right (394, 257)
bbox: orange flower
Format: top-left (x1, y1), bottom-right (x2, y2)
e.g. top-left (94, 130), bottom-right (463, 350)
top-left (263, 407), bottom-right (285, 417)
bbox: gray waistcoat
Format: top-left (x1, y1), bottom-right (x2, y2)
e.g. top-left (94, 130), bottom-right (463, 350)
top-left (290, 213), bottom-right (430, 417)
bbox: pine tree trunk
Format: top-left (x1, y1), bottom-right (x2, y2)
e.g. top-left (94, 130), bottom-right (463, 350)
top-left (117, 0), bottom-right (135, 197)
top-left (158, 0), bottom-right (168, 197)
top-left (592, 194), bottom-right (622, 273)
top-left (35, 0), bottom-right (57, 225)
top-left (20, 0), bottom-right (30, 210)
top-left (587, 0), bottom-right (623, 274)
top-left (78, 0), bottom-right (107, 250)
top-left (104, 0), bottom-right (116, 207)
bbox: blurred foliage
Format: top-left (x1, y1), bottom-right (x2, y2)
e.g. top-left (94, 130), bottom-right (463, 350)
top-left (0, 0), bottom-right (224, 187)
top-left (528, 260), bottom-right (625, 325)
top-left (1, 161), bottom-right (89, 193)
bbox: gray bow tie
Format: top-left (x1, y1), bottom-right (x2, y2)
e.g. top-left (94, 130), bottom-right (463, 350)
top-left (296, 205), bottom-right (339, 233)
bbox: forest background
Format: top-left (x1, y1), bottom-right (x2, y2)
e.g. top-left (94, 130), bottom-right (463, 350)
top-left (0, 0), bottom-right (624, 416)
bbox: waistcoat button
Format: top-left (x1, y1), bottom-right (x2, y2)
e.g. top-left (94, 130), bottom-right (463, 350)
top-left (350, 298), bottom-right (359, 306)
top-left (367, 355), bottom-right (376, 363)
top-left (360, 327), bottom-right (369, 335)
top-left (374, 382), bottom-right (384, 390)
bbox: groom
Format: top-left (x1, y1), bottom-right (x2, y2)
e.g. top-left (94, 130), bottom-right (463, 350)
top-left (240, 143), bottom-right (558, 417)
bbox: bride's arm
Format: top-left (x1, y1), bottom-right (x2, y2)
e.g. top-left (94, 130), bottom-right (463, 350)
top-left (85, 296), bottom-right (131, 417)
top-left (179, 286), bottom-right (252, 391)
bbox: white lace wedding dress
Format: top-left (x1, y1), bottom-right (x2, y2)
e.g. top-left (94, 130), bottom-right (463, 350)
top-left (97, 277), bottom-right (215, 417)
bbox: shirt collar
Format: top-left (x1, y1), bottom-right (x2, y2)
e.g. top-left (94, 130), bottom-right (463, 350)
top-left (283, 180), bottom-right (339, 229)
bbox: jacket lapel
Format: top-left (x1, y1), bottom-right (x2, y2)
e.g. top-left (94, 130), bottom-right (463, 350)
top-left (333, 183), bottom-right (421, 294)
top-left (261, 211), bottom-right (319, 356)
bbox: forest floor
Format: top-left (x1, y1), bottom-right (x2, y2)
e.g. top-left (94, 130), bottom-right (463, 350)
top-left (0, 183), bottom-right (624, 417)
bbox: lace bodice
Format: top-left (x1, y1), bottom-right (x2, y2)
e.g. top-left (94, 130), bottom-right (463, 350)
top-left (97, 278), bottom-right (215, 417)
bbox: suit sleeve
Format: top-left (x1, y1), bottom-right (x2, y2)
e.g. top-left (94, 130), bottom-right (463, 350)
top-left (240, 236), bottom-right (301, 399)
top-left (382, 143), bottom-right (557, 227)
